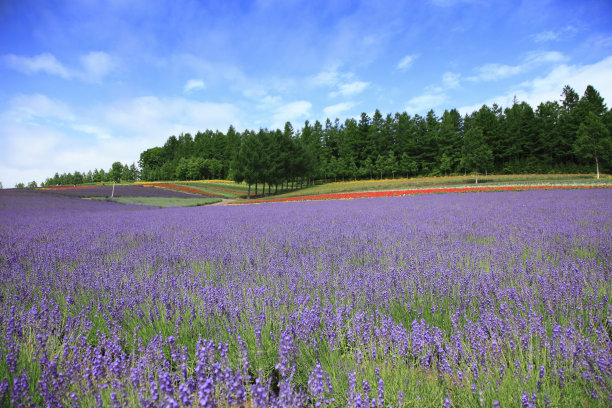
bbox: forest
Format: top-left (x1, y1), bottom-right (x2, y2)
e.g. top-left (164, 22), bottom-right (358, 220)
top-left (40, 85), bottom-right (611, 190)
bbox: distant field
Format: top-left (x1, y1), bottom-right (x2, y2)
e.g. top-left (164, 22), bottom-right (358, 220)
top-left (38, 184), bottom-right (199, 198)
top-left (257, 173), bottom-right (611, 200)
top-left (34, 174), bottom-right (611, 204)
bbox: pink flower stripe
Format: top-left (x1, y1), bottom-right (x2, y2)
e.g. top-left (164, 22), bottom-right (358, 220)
top-left (252, 184), bottom-right (611, 204)
top-left (143, 183), bottom-right (224, 197)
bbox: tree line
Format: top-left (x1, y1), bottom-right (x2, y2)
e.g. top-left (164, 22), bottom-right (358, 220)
top-left (38, 162), bottom-right (140, 187)
top-left (28, 84), bottom-right (611, 191)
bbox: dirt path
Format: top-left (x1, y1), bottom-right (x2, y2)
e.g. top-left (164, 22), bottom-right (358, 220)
top-left (210, 198), bottom-right (240, 206)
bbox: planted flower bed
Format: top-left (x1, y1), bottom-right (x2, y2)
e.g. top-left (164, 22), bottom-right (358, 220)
top-left (140, 183), bottom-right (224, 197)
top-left (253, 184), bottom-right (610, 203)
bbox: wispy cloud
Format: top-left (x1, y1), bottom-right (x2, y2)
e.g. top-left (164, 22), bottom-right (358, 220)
top-left (532, 26), bottom-right (577, 43)
top-left (271, 101), bottom-right (311, 130)
top-left (0, 93), bottom-right (243, 186)
top-left (183, 79), bottom-right (206, 94)
top-left (323, 101), bottom-right (357, 118)
top-left (4, 51), bottom-right (115, 82)
top-left (468, 50), bottom-right (567, 82)
top-left (471, 63), bottom-right (524, 81)
top-left (311, 69), bottom-right (341, 87)
top-left (525, 51), bottom-right (565, 64)
top-left (79, 51), bottom-right (114, 82)
top-left (104, 96), bottom-right (241, 136)
top-left (311, 68), bottom-right (369, 98)
top-left (458, 56), bottom-right (612, 114)
top-left (442, 72), bottom-right (461, 89)
top-left (330, 81), bottom-right (370, 97)
top-left (405, 92), bottom-right (447, 114)
top-left (7, 94), bottom-right (75, 123)
top-left (397, 54), bottom-right (418, 71)
top-left (72, 124), bottom-right (112, 140)
top-left (4, 53), bottom-right (71, 78)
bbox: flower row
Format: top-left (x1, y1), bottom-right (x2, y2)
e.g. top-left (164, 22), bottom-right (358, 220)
top-left (252, 184), bottom-right (610, 203)
top-left (141, 183), bottom-right (224, 197)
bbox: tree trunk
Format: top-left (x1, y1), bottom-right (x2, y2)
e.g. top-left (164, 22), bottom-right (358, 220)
top-left (255, 182), bottom-right (258, 197)
top-left (596, 156), bottom-right (600, 179)
top-left (248, 184), bottom-right (251, 199)
top-left (275, 184), bottom-right (278, 194)
top-left (475, 174), bottom-right (478, 184)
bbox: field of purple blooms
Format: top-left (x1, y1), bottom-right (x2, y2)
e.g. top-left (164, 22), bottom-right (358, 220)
top-left (38, 185), bottom-right (199, 198)
top-left (0, 188), bottom-right (611, 407)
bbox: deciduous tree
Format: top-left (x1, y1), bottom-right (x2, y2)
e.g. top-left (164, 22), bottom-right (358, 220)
top-left (573, 111), bottom-right (611, 179)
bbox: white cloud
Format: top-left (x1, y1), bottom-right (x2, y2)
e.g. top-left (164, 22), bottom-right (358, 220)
top-left (4, 53), bottom-right (71, 78)
top-left (330, 81), bottom-right (370, 97)
top-left (524, 51), bottom-right (565, 64)
top-left (0, 94), bottom-right (242, 187)
top-left (104, 96), bottom-right (241, 137)
top-left (397, 54), bottom-right (418, 71)
top-left (311, 69), bottom-right (370, 99)
top-left (79, 51), bottom-right (114, 82)
top-left (311, 69), bottom-right (341, 87)
top-left (458, 56), bottom-right (612, 115)
top-left (174, 54), bottom-right (246, 86)
top-left (532, 31), bottom-right (559, 43)
top-left (4, 51), bottom-right (115, 83)
top-left (72, 124), bottom-right (112, 140)
top-left (472, 63), bottom-right (524, 81)
top-left (323, 102), bottom-right (357, 118)
top-left (183, 79), bottom-right (206, 94)
top-left (405, 92), bottom-right (447, 114)
top-left (7, 94), bottom-right (75, 123)
top-left (532, 26), bottom-right (577, 43)
top-left (469, 50), bottom-right (567, 82)
top-left (257, 95), bottom-right (283, 110)
top-left (442, 72), bottom-right (461, 89)
top-left (271, 101), bottom-right (311, 130)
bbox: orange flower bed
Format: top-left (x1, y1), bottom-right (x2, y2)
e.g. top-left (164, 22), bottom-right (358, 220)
top-left (252, 184), bottom-right (610, 204)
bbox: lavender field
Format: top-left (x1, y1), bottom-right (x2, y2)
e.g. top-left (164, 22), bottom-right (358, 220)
top-left (38, 185), bottom-right (200, 198)
top-left (0, 188), bottom-right (611, 407)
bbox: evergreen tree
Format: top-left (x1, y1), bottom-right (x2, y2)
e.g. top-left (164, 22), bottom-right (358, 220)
top-left (461, 127), bottom-right (493, 184)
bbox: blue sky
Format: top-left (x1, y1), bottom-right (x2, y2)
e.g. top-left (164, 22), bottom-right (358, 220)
top-left (1, 0), bottom-right (611, 187)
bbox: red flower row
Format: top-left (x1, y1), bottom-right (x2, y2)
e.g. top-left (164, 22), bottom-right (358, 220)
top-left (143, 183), bottom-right (223, 197)
top-left (252, 185), bottom-right (610, 204)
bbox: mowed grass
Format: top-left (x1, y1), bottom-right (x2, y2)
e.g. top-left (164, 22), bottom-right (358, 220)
top-left (95, 196), bottom-right (222, 207)
top-left (177, 181), bottom-right (252, 198)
